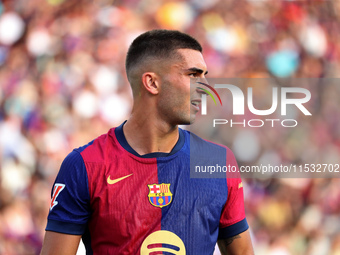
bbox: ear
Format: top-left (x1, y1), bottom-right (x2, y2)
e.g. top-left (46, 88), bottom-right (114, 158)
top-left (141, 72), bottom-right (159, 95)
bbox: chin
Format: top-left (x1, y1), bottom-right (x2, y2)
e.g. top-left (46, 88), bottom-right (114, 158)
top-left (189, 117), bottom-right (196, 124)
top-left (172, 111), bottom-right (197, 125)
top-left (179, 121), bottom-right (194, 126)
top-left (174, 117), bottom-right (193, 126)
top-left (182, 115), bottom-right (196, 125)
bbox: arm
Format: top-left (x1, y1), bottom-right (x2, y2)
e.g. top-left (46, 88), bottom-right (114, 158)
top-left (217, 229), bottom-right (254, 255)
top-left (218, 148), bottom-right (253, 254)
top-left (42, 151), bottom-right (90, 254)
top-left (40, 231), bottom-right (81, 255)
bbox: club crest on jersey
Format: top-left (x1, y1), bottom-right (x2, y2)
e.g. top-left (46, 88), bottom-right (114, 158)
top-left (148, 183), bottom-right (172, 208)
top-left (50, 183), bottom-right (65, 210)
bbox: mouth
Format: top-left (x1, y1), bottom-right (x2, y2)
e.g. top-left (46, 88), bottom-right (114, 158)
top-left (191, 99), bottom-right (201, 110)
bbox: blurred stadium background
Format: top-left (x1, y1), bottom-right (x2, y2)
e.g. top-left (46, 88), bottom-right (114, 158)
top-left (0, 0), bottom-right (339, 254)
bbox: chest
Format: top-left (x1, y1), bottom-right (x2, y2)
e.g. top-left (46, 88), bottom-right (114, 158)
top-left (85, 157), bottom-right (228, 254)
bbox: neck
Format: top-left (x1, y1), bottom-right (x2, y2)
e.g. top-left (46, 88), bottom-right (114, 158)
top-left (123, 113), bottom-right (179, 156)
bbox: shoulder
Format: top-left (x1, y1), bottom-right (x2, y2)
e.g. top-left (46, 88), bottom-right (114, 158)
top-left (73, 128), bottom-right (121, 163)
top-left (182, 129), bottom-right (239, 178)
top-left (181, 128), bottom-right (232, 154)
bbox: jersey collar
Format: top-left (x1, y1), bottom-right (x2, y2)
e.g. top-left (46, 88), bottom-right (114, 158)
top-left (115, 121), bottom-right (185, 158)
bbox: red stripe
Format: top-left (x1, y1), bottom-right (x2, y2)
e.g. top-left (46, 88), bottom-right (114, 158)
top-left (50, 186), bottom-right (57, 208)
top-left (197, 82), bottom-right (223, 105)
top-left (51, 185), bottom-right (63, 208)
top-left (81, 132), bottom-right (162, 254)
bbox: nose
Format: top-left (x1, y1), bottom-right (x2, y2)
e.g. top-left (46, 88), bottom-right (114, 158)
top-left (196, 76), bottom-right (208, 85)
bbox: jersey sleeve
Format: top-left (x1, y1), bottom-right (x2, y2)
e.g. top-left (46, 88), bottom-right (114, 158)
top-left (46, 150), bottom-right (91, 235)
top-left (218, 148), bottom-right (249, 239)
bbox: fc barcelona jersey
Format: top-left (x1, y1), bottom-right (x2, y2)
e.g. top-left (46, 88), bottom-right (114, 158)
top-left (46, 122), bottom-right (248, 254)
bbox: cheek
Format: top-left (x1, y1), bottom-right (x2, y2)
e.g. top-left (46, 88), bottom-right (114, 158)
top-left (177, 81), bottom-right (191, 100)
top-left (161, 77), bottom-right (191, 106)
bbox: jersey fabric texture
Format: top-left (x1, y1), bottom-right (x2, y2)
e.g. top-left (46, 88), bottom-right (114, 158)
top-left (46, 122), bottom-right (249, 254)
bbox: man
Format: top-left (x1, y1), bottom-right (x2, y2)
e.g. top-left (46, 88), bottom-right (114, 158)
top-left (41, 30), bottom-right (254, 255)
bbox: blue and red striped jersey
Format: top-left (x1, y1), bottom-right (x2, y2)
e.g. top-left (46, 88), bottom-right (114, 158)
top-left (46, 122), bottom-right (248, 254)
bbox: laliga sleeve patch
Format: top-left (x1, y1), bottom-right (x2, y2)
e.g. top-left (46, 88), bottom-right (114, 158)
top-left (50, 183), bottom-right (65, 210)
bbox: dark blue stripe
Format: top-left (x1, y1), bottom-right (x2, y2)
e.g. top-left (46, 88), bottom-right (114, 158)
top-left (218, 218), bottom-right (249, 239)
top-left (46, 219), bottom-right (87, 235)
top-left (157, 131), bottom-right (229, 254)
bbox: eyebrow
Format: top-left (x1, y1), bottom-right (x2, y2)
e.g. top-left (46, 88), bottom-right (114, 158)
top-left (186, 67), bottom-right (208, 75)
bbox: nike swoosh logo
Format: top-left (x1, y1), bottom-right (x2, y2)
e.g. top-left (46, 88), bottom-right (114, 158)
top-left (107, 173), bottom-right (133, 185)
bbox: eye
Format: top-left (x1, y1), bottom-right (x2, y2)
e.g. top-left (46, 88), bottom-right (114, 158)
top-left (189, 73), bottom-right (197, 77)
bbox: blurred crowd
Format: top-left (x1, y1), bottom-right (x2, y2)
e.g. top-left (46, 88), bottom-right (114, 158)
top-left (0, 0), bottom-right (339, 254)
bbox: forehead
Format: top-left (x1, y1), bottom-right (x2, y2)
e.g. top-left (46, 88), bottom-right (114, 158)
top-left (174, 49), bottom-right (207, 71)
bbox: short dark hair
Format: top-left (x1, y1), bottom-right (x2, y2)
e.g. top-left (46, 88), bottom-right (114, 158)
top-left (125, 29), bottom-right (202, 82)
